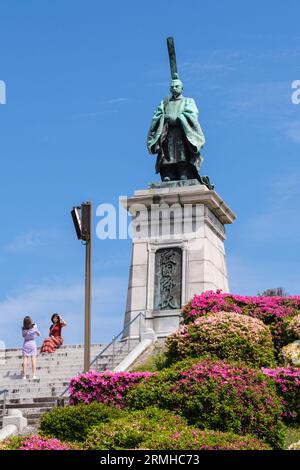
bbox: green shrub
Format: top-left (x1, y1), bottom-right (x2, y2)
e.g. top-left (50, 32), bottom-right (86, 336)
top-left (126, 358), bottom-right (286, 449)
top-left (285, 425), bottom-right (300, 449)
top-left (165, 311), bottom-right (276, 367)
top-left (0, 436), bottom-right (23, 450)
top-left (84, 407), bottom-right (270, 450)
top-left (40, 402), bottom-right (122, 442)
top-left (142, 429), bottom-right (270, 450)
top-left (283, 314), bottom-right (300, 342)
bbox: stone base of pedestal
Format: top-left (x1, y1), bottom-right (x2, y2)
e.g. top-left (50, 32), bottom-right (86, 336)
top-left (121, 180), bottom-right (236, 339)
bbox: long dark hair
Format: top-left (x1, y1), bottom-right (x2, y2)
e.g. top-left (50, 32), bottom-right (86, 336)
top-left (23, 316), bottom-right (34, 330)
top-left (50, 313), bottom-right (61, 330)
top-left (51, 313), bottom-right (61, 323)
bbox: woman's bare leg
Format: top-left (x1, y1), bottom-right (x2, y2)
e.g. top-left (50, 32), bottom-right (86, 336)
top-left (22, 356), bottom-right (28, 377)
top-left (31, 356), bottom-right (37, 378)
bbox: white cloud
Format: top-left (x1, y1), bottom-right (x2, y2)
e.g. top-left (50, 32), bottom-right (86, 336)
top-left (70, 97), bottom-right (130, 120)
top-left (271, 170), bottom-right (300, 201)
top-left (2, 229), bottom-right (63, 254)
top-left (107, 97), bottom-right (129, 104)
top-left (3, 231), bottom-right (43, 253)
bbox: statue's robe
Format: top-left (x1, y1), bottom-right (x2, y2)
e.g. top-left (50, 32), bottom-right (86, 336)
top-left (147, 96), bottom-right (205, 175)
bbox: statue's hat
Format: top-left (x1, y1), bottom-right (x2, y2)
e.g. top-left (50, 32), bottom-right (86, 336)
top-left (170, 73), bottom-right (183, 86)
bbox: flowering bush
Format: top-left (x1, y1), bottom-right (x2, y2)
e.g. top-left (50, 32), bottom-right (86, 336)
top-left (284, 314), bottom-right (300, 341)
top-left (126, 358), bottom-right (285, 449)
top-left (84, 407), bottom-right (270, 450)
top-left (262, 367), bottom-right (300, 423)
top-left (182, 291), bottom-right (300, 351)
top-left (69, 370), bottom-right (152, 407)
top-left (288, 440), bottom-right (300, 450)
top-left (281, 342), bottom-right (300, 367)
top-left (40, 401), bottom-right (122, 442)
top-left (0, 436), bottom-right (23, 450)
top-left (165, 311), bottom-right (275, 367)
top-left (0, 435), bottom-right (73, 450)
top-left (20, 435), bottom-right (72, 450)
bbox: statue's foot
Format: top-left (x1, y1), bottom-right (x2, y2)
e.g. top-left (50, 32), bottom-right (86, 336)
top-left (163, 177), bottom-right (171, 182)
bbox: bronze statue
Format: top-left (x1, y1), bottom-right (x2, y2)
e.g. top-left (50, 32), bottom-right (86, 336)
top-left (147, 38), bottom-right (213, 189)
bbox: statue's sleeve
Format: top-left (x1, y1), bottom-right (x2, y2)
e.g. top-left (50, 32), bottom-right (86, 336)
top-left (179, 98), bottom-right (205, 153)
top-left (147, 101), bottom-right (165, 154)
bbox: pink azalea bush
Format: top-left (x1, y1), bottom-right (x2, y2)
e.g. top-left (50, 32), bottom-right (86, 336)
top-left (20, 435), bottom-right (72, 450)
top-left (0, 435), bottom-right (72, 450)
top-left (69, 370), bottom-right (152, 407)
top-left (126, 358), bottom-right (285, 449)
top-left (165, 311), bottom-right (275, 367)
top-left (182, 290), bottom-right (300, 350)
top-left (262, 367), bottom-right (300, 423)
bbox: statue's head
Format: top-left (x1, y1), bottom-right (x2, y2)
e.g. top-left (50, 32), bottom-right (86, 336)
top-left (170, 73), bottom-right (183, 98)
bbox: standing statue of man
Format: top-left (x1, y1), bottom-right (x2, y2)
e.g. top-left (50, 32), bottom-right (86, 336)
top-left (147, 73), bottom-right (206, 182)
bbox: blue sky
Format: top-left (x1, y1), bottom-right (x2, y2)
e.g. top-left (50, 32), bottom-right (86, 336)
top-left (0, 0), bottom-right (300, 348)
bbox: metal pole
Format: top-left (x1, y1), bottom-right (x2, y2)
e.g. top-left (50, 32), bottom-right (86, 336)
top-left (84, 203), bottom-right (92, 373)
top-left (139, 313), bottom-right (142, 342)
top-left (112, 335), bottom-right (116, 369)
top-left (3, 390), bottom-right (7, 420)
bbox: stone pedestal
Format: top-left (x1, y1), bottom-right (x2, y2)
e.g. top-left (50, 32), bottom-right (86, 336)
top-left (121, 180), bottom-right (236, 340)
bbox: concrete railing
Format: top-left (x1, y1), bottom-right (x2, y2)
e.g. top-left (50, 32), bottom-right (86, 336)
top-left (0, 409), bottom-right (27, 441)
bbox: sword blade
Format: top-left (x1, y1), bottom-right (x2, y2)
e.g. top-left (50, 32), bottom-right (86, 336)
top-left (167, 37), bottom-right (178, 79)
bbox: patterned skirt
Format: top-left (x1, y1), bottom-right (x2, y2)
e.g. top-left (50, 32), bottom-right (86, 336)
top-left (40, 336), bottom-right (63, 353)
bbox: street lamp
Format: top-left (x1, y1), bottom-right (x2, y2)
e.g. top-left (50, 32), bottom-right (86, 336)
top-left (71, 202), bottom-right (92, 372)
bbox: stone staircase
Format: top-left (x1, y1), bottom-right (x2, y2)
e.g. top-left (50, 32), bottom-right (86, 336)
top-left (0, 340), bottom-right (139, 430)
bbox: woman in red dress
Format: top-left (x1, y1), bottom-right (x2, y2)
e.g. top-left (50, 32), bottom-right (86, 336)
top-left (40, 314), bottom-right (67, 353)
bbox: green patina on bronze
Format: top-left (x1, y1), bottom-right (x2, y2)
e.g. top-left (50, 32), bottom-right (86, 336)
top-left (147, 37), bottom-right (214, 190)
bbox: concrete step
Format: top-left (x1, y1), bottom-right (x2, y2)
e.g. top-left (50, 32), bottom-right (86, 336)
top-left (2, 350), bottom-right (130, 362)
top-left (1, 343), bottom-right (134, 355)
top-left (1, 379), bottom-right (75, 386)
top-left (0, 367), bottom-right (127, 379)
top-left (5, 404), bottom-right (55, 412)
top-left (1, 343), bottom-right (106, 354)
top-left (1, 397), bottom-right (58, 405)
top-left (0, 370), bottom-right (119, 381)
top-left (0, 363), bottom-right (127, 377)
top-left (1, 359), bottom-right (119, 368)
top-left (0, 353), bottom-right (129, 368)
top-left (0, 395), bottom-right (59, 428)
top-left (0, 386), bottom-right (67, 393)
top-left (1, 377), bottom-right (70, 383)
top-left (0, 342), bottom-right (133, 359)
top-left (2, 393), bottom-right (66, 400)
top-left (0, 389), bottom-right (68, 396)
top-left (1, 382), bottom-right (69, 391)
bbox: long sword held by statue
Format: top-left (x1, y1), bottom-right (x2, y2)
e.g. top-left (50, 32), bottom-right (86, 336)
top-left (167, 37), bottom-right (178, 79)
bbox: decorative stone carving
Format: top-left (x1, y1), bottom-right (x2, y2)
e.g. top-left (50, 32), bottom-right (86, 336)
top-left (154, 248), bottom-right (182, 310)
